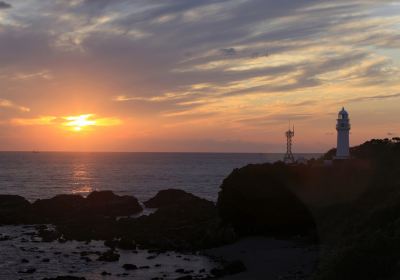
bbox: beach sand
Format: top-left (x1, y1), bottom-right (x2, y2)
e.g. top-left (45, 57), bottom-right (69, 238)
top-left (204, 237), bottom-right (319, 280)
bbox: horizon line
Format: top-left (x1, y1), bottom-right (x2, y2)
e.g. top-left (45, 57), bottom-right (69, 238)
top-left (0, 150), bottom-right (324, 154)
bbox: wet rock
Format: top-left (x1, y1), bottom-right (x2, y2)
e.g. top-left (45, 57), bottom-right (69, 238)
top-left (0, 234), bottom-right (11, 241)
top-left (97, 250), bottom-right (120, 262)
top-left (18, 267), bottom-right (36, 274)
top-left (104, 238), bottom-right (118, 249)
top-left (122, 264), bottom-right (138, 270)
top-left (38, 229), bottom-right (61, 242)
top-left (42, 277), bottom-right (86, 280)
top-left (139, 265), bottom-right (150, 269)
top-left (80, 256), bottom-right (91, 262)
top-left (101, 271), bottom-right (111, 276)
top-left (41, 258), bottom-right (50, 262)
top-left (21, 258), bottom-right (29, 263)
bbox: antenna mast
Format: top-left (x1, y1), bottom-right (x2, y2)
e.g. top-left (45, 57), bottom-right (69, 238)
top-left (283, 122), bottom-right (295, 163)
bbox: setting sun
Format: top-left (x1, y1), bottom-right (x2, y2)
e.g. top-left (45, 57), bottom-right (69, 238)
top-left (63, 114), bottom-right (96, 131)
top-left (61, 114), bottom-right (122, 132)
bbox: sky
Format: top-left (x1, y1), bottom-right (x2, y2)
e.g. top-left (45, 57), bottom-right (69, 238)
top-left (0, 0), bottom-right (399, 152)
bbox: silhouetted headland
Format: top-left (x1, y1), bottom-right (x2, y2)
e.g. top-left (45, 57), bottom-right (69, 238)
top-left (2, 138), bottom-right (400, 279)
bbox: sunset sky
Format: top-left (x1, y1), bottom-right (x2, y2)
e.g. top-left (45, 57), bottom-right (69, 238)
top-left (0, 0), bottom-right (399, 152)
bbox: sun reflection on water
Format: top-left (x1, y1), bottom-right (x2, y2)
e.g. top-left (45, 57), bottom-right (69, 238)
top-left (70, 162), bottom-right (95, 196)
top-left (71, 185), bottom-right (95, 196)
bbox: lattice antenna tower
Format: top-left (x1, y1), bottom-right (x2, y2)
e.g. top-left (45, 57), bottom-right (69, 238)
top-left (283, 122), bottom-right (295, 163)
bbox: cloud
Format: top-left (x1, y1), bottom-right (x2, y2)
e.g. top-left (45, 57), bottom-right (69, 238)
top-left (10, 114), bottom-right (121, 130)
top-left (220, 48), bottom-right (237, 56)
top-left (347, 93), bottom-right (400, 103)
top-left (0, 1), bottom-right (11, 9)
top-left (0, 99), bottom-right (30, 112)
top-left (11, 116), bottom-right (57, 126)
top-left (238, 113), bottom-right (313, 127)
top-left (0, 0), bottom-right (400, 151)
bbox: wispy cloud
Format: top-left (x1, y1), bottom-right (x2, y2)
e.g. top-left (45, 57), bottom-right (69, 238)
top-left (11, 116), bottom-right (57, 126)
top-left (347, 93), bottom-right (400, 103)
top-left (11, 114), bottom-right (121, 130)
top-left (0, 1), bottom-right (11, 9)
top-left (0, 99), bottom-right (30, 112)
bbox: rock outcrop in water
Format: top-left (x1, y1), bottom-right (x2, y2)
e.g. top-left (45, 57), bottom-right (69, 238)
top-left (30, 191), bottom-right (142, 224)
top-left (118, 189), bottom-right (236, 250)
top-left (144, 188), bottom-right (208, 208)
top-left (0, 189), bottom-right (234, 251)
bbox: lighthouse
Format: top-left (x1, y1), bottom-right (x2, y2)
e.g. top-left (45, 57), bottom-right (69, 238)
top-left (336, 107), bottom-right (351, 159)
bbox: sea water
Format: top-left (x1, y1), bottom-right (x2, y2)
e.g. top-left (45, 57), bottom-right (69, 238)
top-left (0, 152), bottom-right (319, 202)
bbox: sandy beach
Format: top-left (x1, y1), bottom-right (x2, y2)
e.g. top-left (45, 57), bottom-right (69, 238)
top-left (205, 237), bottom-right (319, 280)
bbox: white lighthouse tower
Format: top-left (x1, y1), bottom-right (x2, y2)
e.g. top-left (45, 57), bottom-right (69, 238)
top-left (336, 107), bottom-right (351, 159)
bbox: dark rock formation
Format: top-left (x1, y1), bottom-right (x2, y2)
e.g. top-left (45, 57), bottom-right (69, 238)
top-left (117, 189), bottom-right (234, 251)
top-left (0, 195), bottom-right (30, 224)
top-left (31, 191), bottom-right (142, 224)
top-left (122, 263), bottom-right (138, 270)
top-left (144, 189), bottom-right (208, 208)
top-left (97, 250), bottom-right (120, 262)
top-left (18, 267), bottom-right (36, 274)
top-left (217, 162), bottom-right (316, 237)
top-left (85, 191), bottom-right (142, 216)
top-left (31, 194), bottom-right (85, 222)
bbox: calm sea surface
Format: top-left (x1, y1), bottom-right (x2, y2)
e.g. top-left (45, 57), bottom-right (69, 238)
top-left (0, 152), bottom-right (320, 202)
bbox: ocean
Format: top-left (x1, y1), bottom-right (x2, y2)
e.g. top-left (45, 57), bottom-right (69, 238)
top-left (0, 152), bottom-right (321, 279)
top-left (0, 152), bottom-right (320, 202)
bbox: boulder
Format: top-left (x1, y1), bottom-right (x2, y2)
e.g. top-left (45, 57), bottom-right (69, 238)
top-left (97, 250), bottom-right (120, 262)
top-left (31, 191), bottom-right (142, 223)
top-left (144, 189), bottom-right (208, 208)
top-left (117, 190), bottom-right (229, 250)
top-left (122, 263), bottom-right (138, 270)
top-left (86, 191), bottom-right (142, 216)
top-left (31, 194), bottom-right (85, 222)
